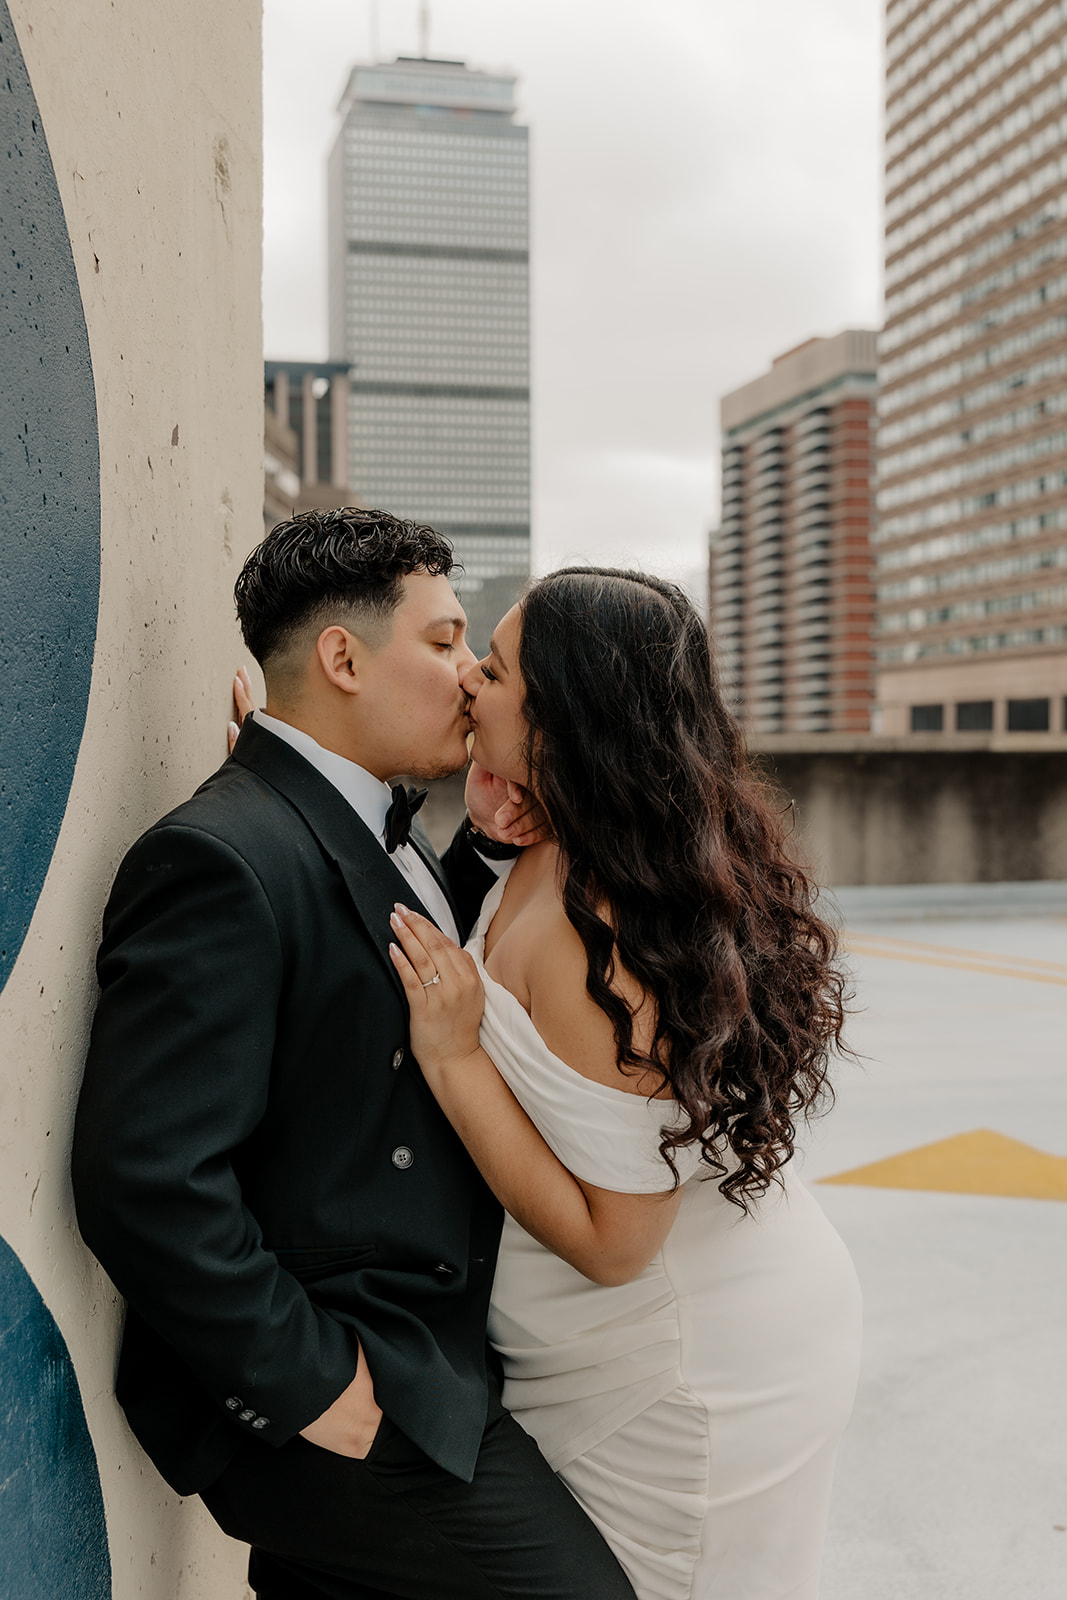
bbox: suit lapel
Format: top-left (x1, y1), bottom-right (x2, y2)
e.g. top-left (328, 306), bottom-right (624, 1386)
top-left (230, 719), bottom-right (439, 996)
top-left (408, 815), bottom-right (462, 930)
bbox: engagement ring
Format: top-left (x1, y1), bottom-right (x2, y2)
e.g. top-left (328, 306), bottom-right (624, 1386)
top-left (422, 972), bottom-right (441, 987)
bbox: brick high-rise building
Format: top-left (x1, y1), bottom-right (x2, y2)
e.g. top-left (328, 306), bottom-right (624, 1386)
top-left (876, 0), bottom-right (1067, 736)
top-left (711, 332), bottom-right (878, 736)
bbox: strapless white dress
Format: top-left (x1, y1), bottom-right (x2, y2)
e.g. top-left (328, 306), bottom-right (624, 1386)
top-left (469, 872), bottom-right (863, 1600)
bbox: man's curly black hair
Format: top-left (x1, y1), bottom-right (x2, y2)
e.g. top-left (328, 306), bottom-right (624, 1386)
top-left (234, 507), bottom-right (455, 671)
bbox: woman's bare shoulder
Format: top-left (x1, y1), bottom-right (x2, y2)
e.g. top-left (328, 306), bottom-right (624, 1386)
top-left (520, 893), bottom-right (663, 1097)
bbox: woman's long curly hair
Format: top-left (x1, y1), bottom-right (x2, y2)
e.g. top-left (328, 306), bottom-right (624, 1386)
top-left (517, 567), bottom-right (849, 1209)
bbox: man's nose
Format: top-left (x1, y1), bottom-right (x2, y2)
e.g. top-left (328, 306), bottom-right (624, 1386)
top-left (458, 654), bottom-right (481, 695)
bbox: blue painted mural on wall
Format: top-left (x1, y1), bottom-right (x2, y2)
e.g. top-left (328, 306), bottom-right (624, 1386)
top-left (0, 1237), bottom-right (111, 1599)
top-left (0, 7), bottom-right (110, 1595)
top-left (0, 0), bottom-right (100, 992)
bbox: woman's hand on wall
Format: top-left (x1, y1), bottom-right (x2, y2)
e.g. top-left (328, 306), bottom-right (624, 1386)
top-left (227, 666), bottom-right (256, 754)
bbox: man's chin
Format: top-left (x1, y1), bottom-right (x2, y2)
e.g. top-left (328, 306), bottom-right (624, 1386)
top-left (404, 743), bottom-right (471, 783)
top-left (404, 758), bottom-right (469, 783)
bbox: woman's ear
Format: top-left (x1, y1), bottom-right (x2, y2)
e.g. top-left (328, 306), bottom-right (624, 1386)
top-left (315, 625), bottom-right (363, 696)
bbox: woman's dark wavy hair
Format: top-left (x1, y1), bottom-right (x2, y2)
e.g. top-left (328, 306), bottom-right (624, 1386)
top-left (517, 567), bottom-right (848, 1208)
top-left (234, 506), bottom-right (454, 668)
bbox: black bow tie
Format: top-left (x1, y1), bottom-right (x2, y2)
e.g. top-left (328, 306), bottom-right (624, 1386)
top-left (384, 784), bottom-right (428, 853)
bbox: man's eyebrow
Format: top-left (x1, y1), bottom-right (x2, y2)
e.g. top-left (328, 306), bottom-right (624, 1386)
top-left (424, 614), bottom-right (466, 631)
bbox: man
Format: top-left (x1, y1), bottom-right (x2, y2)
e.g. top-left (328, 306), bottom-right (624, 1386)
top-left (72, 509), bottom-right (635, 1600)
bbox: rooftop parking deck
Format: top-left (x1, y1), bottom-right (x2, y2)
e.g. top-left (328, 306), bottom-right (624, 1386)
top-left (803, 883), bottom-right (1067, 1600)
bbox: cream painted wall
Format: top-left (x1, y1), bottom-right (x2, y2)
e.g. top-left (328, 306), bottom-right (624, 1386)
top-left (0, 3), bottom-right (262, 1594)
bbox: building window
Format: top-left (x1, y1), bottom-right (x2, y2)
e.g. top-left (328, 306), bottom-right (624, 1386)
top-left (1007, 697), bottom-right (1050, 732)
top-left (956, 700), bottom-right (993, 732)
top-left (910, 703), bottom-right (943, 732)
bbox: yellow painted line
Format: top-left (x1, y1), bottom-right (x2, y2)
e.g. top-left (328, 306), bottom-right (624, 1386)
top-left (843, 939), bottom-right (1067, 987)
top-left (820, 1128), bottom-right (1067, 1202)
top-left (844, 929), bottom-right (1067, 976)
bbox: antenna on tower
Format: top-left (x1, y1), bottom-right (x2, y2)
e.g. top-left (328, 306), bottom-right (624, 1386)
top-left (418, 0), bottom-right (431, 58)
top-left (369, 0), bottom-right (380, 60)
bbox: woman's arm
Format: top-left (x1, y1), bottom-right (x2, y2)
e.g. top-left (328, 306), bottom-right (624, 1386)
top-left (389, 907), bottom-right (680, 1287)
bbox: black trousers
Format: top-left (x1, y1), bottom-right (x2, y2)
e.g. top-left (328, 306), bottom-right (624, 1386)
top-left (200, 1404), bottom-right (636, 1600)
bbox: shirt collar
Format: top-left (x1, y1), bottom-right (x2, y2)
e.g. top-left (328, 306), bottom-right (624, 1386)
top-left (252, 709), bottom-right (394, 844)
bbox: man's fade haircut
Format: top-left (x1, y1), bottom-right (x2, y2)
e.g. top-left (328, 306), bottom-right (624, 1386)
top-left (234, 507), bottom-right (455, 672)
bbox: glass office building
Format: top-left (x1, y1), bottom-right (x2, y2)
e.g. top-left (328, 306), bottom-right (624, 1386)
top-left (877, 0), bottom-right (1067, 735)
top-left (328, 56), bottom-right (530, 654)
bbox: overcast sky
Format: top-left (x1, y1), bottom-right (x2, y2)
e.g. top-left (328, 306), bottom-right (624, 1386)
top-left (263, 0), bottom-right (884, 589)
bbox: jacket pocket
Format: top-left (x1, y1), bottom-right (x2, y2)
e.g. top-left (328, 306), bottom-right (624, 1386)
top-left (273, 1244), bottom-right (375, 1284)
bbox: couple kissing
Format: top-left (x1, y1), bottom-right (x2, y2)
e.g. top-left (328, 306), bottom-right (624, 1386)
top-left (72, 506), bottom-right (862, 1600)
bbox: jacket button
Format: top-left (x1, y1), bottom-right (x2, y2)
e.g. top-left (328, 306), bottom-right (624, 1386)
top-left (238, 1408), bottom-right (256, 1422)
top-left (391, 1049), bottom-right (403, 1069)
top-left (225, 1396), bottom-right (242, 1411)
top-left (251, 1417), bottom-right (270, 1430)
top-left (391, 1146), bottom-right (414, 1169)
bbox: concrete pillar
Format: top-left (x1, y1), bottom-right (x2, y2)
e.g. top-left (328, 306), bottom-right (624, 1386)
top-left (0, 2), bottom-right (261, 1594)
top-left (274, 367), bottom-right (290, 428)
top-left (302, 371), bottom-right (317, 486)
top-left (331, 373), bottom-right (350, 491)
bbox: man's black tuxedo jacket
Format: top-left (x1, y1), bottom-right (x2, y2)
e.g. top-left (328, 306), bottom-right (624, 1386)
top-left (72, 718), bottom-right (502, 1495)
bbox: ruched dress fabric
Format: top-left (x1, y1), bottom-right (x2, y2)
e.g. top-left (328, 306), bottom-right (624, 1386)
top-left (469, 873), bottom-right (863, 1600)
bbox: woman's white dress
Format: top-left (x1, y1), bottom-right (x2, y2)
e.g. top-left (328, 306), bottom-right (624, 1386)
top-left (468, 873), bottom-right (863, 1600)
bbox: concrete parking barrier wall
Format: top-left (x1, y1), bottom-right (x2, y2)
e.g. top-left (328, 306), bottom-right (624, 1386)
top-left (422, 738), bottom-right (1067, 889)
top-left (753, 735), bottom-right (1067, 886)
top-left (0, 2), bottom-right (261, 1594)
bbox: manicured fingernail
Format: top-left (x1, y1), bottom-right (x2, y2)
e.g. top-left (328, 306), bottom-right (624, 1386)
top-left (389, 912), bottom-right (403, 928)
top-left (389, 942), bottom-right (401, 956)
top-left (395, 903), bottom-right (412, 915)
top-left (228, 722), bottom-right (239, 738)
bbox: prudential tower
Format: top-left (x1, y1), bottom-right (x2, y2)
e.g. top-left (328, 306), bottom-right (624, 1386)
top-left (328, 54), bottom-right (531, 654)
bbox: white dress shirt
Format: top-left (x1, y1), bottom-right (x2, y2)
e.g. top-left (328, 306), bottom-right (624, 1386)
top-left (252, 710), bottom-right (461, 943)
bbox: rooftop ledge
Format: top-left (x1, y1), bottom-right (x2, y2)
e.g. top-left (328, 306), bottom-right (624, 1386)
top-left (748, 733), bottom-right (1067, 755)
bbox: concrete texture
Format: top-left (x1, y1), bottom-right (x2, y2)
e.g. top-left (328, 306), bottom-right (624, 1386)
top-left (0, 0), bottom-right (99, 996)
top-left (756, 745), bottom-right (1067, 885)
top-left (800, 892), bottom-right (1067, 1599)
top-left (0, 3), bottom-right (261, 1595)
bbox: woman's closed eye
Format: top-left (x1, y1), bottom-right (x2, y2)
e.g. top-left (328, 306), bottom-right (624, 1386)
top-left (480, 662), bottom-right (497, 682)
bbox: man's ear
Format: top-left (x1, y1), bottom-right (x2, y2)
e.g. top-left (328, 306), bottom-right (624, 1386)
top-left (315, 625), bottom-right (366, 696)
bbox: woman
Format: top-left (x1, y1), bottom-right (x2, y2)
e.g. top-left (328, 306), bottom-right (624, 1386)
top-left (386, 568), bottom-right (862, 1600)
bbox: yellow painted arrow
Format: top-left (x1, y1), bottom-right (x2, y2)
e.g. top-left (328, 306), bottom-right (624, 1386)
top-left (820, 1129), bottom-right (1067, 1202)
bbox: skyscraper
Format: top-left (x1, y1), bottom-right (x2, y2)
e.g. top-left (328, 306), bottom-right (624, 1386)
top-left (711, 332), bottom-right (878, 736)
top-left (876, 0), bottom-right (1067, 735)
top-left (328, 55), bottom-right (530, 653)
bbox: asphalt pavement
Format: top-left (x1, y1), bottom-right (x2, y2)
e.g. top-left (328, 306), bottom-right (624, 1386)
top-left (800, 883), bottom-right (1067, 1600)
